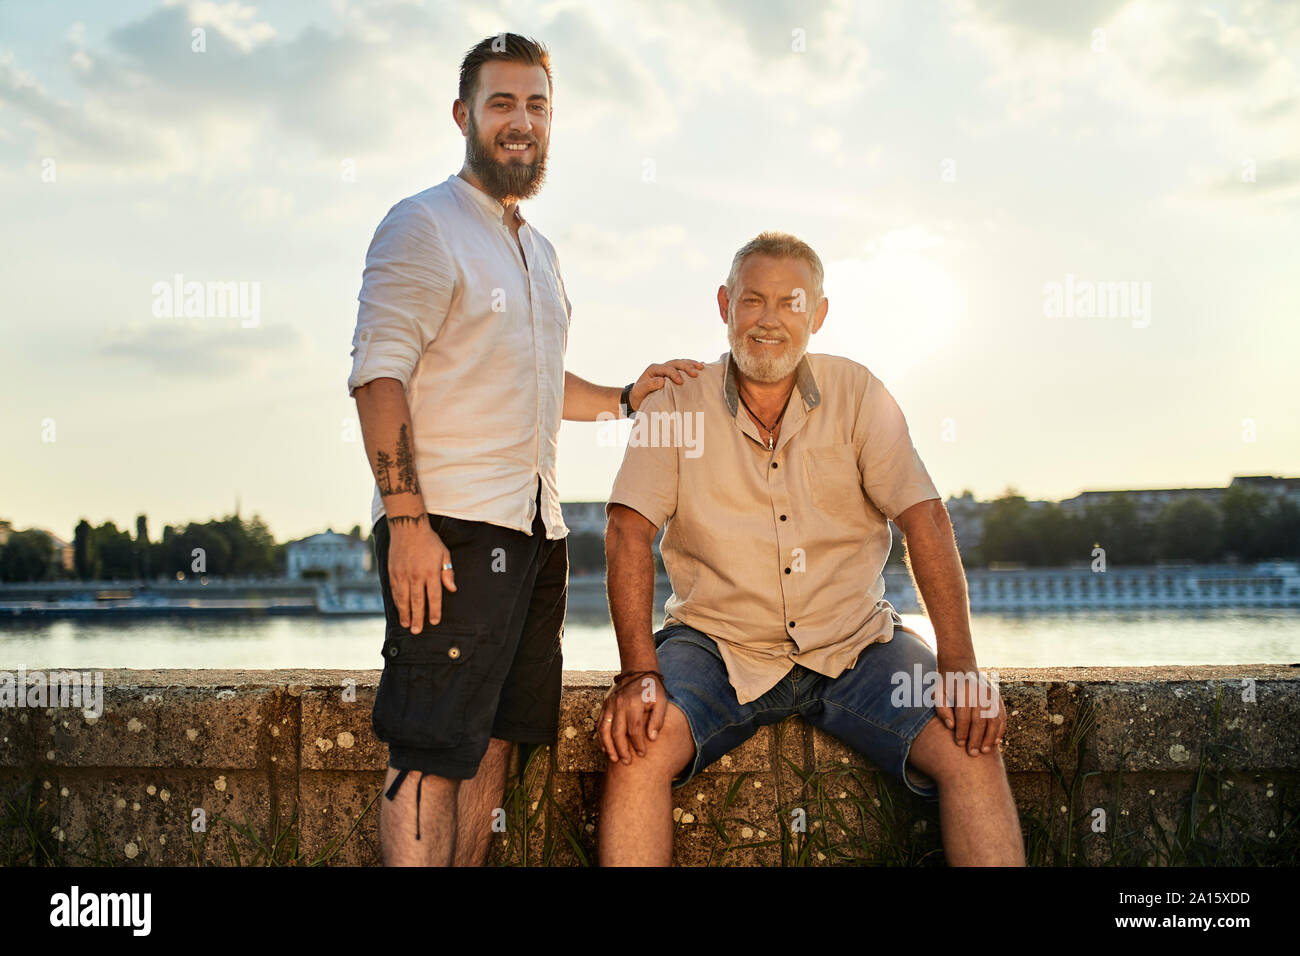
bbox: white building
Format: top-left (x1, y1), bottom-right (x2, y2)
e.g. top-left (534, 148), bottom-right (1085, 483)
top-left (287, 531), bottom-right (369, 580)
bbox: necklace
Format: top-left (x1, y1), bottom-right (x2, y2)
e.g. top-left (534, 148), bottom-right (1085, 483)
top-left (737, 386), bottom-right (794, 451)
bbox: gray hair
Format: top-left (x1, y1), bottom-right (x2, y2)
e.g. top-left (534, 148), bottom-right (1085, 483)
top-left (724, 231), bottom-right (825, 308)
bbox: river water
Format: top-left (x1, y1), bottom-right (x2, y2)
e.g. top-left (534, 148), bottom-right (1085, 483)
top-left (2, 594), bottom-right (1296, 671)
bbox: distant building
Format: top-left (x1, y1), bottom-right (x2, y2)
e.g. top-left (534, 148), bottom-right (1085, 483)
top-left (287, 530), bottom-right (370, 580)
top-left (1230, 475), bottom-right (1300, 505)
top-left (1059, 475), bottom-right (1298, 523)
top-left (1060, 486), bottom-right (1225, 523)
top-left (29, 528), bottom-right (74, 571)
top-left (561, 501), bottom-right (608, 534)
top-left (560, 501), bottom-right (667, 566)
top-left (944, 491), bottom-right (987, 552)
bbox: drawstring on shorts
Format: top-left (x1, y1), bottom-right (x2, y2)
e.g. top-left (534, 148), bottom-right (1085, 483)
top-left (384, 768), bottom-right (433, 841)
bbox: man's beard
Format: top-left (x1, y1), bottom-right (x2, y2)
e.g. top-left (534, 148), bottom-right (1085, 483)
top-left (727, 307), bottom-right (813, 384)
top-left (465, 112), bottom-right (548, 204)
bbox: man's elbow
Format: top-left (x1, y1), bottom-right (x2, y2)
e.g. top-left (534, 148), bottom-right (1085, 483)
top-left (896, 497), bottom-right (948, 540)
top-left (605, 506), bottom-right (655, 556)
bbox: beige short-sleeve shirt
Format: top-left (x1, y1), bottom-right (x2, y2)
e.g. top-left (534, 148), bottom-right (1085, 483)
top-left (607, 351), bottom-right (941, 704)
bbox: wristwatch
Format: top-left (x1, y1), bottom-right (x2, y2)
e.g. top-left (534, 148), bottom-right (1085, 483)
top-left (620, 382), bottom-right (635, 418)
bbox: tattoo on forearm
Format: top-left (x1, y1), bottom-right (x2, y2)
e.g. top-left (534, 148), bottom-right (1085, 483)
top-left (386, 514), bottom-right (423, 529)
top-left (374, 424), bottom-right (422, 497)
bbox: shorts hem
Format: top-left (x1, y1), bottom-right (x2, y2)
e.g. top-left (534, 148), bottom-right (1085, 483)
top-left (490, 724), bottom-right (558, 744)
top-left (899, 709), bottom-right (941, 800)
top-left (667, 698), bottom-right (707, 790)
top-left (387, 745), bottom-right (482, 780)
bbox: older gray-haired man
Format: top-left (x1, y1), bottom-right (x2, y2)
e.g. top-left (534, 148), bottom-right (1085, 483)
top-left (596, 231), bottom-right (1025, 866)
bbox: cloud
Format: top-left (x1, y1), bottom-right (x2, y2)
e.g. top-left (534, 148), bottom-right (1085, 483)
top-left (1, 1), bottom-right (463, 177)
top-left (536, 7), bottom-right (675, 140)
top-left (951, 0), bottom-right (1300, 133)
top-left (609, 0), bottom-right (878, 119)
top-left (716, 0), bottom-right (875, 100)
top-left (0, 51), bottom-right (157, 162)
top-left (550, 222), bottom-right (701, 278)
top-left (961, 0), bottom-right (1130, 43)
top-left (1141, 7), bottom-right (1300, 124)
top-left (0, 0), bottom-right (701, 184)
top-left (1186, 156), bottom-right (1300, 202)
top-left (97, 317), bottom-right (304, 379)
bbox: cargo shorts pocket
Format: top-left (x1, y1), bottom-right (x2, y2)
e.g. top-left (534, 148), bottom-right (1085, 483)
top-left (373, 629), bottom-right (478, 750)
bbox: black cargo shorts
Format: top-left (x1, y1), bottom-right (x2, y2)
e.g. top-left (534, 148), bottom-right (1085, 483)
top-left (370, 486), bottom-right (566, 782)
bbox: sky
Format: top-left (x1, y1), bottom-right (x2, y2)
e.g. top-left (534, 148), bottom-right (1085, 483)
top-left (2, 0), bottom-right (1297, 543)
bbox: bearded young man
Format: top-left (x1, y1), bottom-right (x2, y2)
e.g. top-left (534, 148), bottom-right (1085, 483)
top-left (348, 33), bottom-right (702, 867)
top-left (597, 232), bottom-right (1026, 866)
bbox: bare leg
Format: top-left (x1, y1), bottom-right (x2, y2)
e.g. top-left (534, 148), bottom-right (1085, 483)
top-left (905, 714), bottom-right (1025, 865)
top-left (597, 703), bottom-right (695, 866)
top-left (379, 766), bottom-right (459, 866)
top-left (452, 737), bottom-right (513, 866)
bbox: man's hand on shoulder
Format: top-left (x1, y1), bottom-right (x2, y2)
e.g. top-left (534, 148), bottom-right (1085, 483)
top-left (629, 359), bottom-right (705, 411)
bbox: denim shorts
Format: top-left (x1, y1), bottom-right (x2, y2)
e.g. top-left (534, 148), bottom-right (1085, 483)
top-left (371, 485), bottom-right (566, 782)
top-left (654, 621), bottom-right (940, 799)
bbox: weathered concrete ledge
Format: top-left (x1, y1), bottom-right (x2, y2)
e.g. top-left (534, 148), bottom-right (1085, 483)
top-left (2, 666), bottom-right (1297, 866)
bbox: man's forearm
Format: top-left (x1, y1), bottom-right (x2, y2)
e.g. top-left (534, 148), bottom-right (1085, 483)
top-left (352, 377), bottom-right (427, 523)
top-left (901, 501), bottom-right (976, 662)
top-left (604, 521), bottom-right (660, 671)
top-left (563, 371), bottom-right (621, 421)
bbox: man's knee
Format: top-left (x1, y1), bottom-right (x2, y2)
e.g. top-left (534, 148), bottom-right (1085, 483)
top-left (606, 702), bottom-right (695, 781)
top-left (907, 715), bottom-right (1009, 786)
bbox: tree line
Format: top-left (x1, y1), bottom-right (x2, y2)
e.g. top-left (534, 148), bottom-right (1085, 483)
top-left (0, 514), bottom-right (366, 583)
top-left (3, 486), bottom-right (1296, 583)
top-left (951, 485), bottom-right (1300, 567)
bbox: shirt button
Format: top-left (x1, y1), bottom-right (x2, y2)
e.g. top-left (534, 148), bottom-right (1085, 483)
top-left (789, 621), bottom-right (796, 628)
top-left (779, 514), bottom-right (787, 521)
top-left (448, 646), bottom-right (461, 660)
top-left (771, 462), bottom-right (779, 469)
top-left (784, 567), bottom-right (791, 574)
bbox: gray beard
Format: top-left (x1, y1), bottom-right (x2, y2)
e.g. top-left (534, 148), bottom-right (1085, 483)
top-left (465, 114), bottom-right (548, 204)
top-left (727, 313), bottom-right (809, 383)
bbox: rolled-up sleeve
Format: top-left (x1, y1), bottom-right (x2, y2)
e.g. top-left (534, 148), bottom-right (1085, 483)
top-left (855, 372), bottom-right (940, 521)
top-left (606, 385), bottom-right (679, 530)
top-left (347, 198), bottom-right (455, 397)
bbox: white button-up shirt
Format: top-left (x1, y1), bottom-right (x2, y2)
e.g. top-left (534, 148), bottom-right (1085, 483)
top-left (347, 173), bottom-right (571, 539)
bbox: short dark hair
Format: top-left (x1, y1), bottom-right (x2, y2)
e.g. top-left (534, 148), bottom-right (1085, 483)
top-left (458, 33), bottom-right (553, 110)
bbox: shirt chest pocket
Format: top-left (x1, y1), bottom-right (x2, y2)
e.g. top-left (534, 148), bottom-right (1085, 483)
top-left (804, 443), bottom-right (863, 512)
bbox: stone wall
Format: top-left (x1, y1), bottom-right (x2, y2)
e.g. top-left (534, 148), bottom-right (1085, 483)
top-left (2, 665), bottom-right (1296, 865)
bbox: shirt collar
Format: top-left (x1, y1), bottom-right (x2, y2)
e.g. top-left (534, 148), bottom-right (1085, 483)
top-left (447, 172), bottom-right (525, 225)
top-left (721, 350), bottom-right (822, 417)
